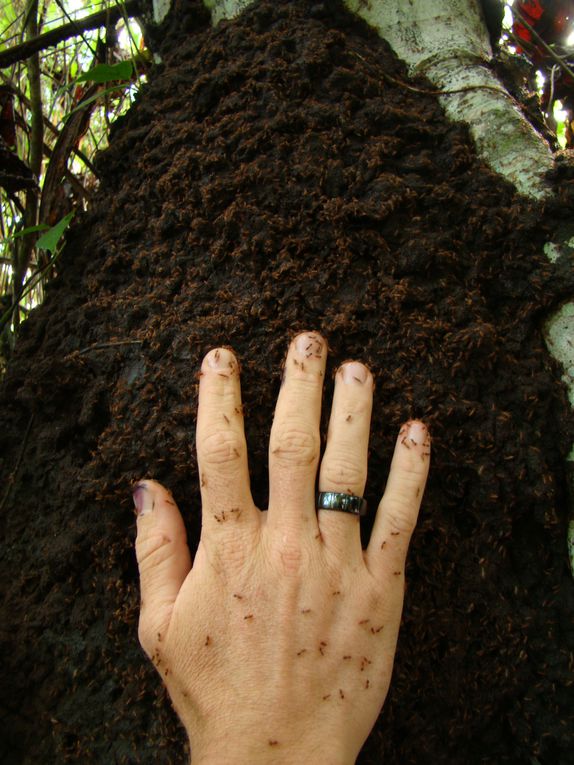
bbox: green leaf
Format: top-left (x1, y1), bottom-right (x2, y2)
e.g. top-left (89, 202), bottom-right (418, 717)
top-left (8, 224), bottom-right (50, 240)
top-left (68, 85), bottom-right (129, 116)
top-left (77, 61), bottom-right (133, 84)
top-left (36, 212), bottom-right (75, 254)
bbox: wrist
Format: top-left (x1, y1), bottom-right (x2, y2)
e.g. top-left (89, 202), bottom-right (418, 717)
top-left (186, 719), bottom-right (357, 765)
top-left (194, 758), bottom-right (353, 765)
top-left (191, 739), bottom-right (355, 765)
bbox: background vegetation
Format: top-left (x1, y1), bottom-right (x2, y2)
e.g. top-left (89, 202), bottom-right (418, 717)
top-left (0, 0), bottom-right (145, 371)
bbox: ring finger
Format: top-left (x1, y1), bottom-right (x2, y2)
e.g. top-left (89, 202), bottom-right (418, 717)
top-left (318, 361), bottom-right (373, 558)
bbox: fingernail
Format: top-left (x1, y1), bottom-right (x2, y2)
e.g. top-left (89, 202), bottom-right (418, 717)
top-left (206, 348), bottom-right (225, 369)
top-left (399, 421), bottom-right (431, 454)
top-left (295, 332), bottom-right (324, 359)
top-left (407, 421), bottom-right (429, 445)
top-left (133, 482), bottom-right (154, 516)
top-left (341, 361), bottom-right (368, 384)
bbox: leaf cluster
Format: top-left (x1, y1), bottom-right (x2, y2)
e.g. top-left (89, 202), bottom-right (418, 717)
top-left (0, 0), bottom-right (145, 374)
top-left (496, 0), bottom-right (574, 148)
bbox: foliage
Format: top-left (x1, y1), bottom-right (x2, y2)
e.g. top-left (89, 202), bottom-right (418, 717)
top-left (498, 0), bottom-right (574, 147)
top-left (0, 0), bottom-right (145, 372)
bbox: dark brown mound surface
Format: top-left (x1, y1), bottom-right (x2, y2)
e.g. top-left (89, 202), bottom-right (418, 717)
top-left (1, 1), bottom-right (573, 763)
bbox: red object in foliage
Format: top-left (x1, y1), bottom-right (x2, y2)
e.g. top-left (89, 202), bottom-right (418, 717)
top-left (513, 0), bottom-right (574, 58)
top-left (0, 137), bottom-right (37, 194)
top-left (0, 86), bottom-right (38, 194)
top-left (513, 0), bottom-right (574, 147)
top-left (0, 87), bottom-right (16, 147)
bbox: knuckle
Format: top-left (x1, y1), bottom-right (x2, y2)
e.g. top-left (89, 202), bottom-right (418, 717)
top-left (383, 496), bottom-right (418, 535)
top-left (271, 531), bottom-right (307, 577)
top-left (401, 447), bottom-right (431, 478)
top-left (271, 426), bottom-right (318, 466)
top-left (279, 543), bottom-right (304, 576)
top-left (136, 531), bottom-right (174, 572)
top-left (200, 430), bottom-right (243, 467)
top-left (341, 396), bottom-right (372, 417)
top-left (321, 454), bottom-right (366, 492)
top-left (291, 370), bottom-right (322, 388)
top-left (206, 534), bottom-right (249, 571)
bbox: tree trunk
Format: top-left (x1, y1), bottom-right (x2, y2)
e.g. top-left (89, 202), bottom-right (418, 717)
top-left (1, 1), bottom-right (573, 763)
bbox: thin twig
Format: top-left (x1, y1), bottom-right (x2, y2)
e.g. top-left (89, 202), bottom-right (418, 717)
top-left (76, 339), bottom-right (143, 355)
top-left (352, 51), bottom-right (510, 100)
top-left (15, 0), bottom-right (43, 328)
top-left (0, 0), bottom-right (141, 69)
top-left (384, 70), bottom-right (508, 98)
top-left (0, 413), bottom-right (34, 512)
top-left (0, 246), bottom-right (62, 333)
top-left (1, 72), bottom-right (98, 176)
top-left (53, 0), bottom-right (98, 58)
top-left (42, 139), bottom-right (93, 202)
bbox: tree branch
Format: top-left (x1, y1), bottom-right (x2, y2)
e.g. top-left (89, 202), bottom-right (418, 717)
top-left (0, 0), bottom-right (141, 69)
top-left (14, 0), bottom-right (43, 328)
top-left (26, 5), bottom-right (43, 182)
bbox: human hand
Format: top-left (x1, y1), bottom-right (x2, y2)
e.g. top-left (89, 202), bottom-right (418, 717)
top-left (134, 331), bottom-right (430, 765)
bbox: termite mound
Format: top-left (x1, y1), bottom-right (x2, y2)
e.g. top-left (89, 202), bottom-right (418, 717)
top-left (0, 0), bottom-right (573, 763)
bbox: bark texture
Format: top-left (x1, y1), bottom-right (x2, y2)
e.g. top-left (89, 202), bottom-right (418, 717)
top-left (1, 1), bottom-right (573, 764)
top-left (344, 0), bottom-right (555, 199)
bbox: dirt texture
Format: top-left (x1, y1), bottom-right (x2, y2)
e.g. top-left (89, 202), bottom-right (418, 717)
top-left (1, 1), bottom-right (574, 763)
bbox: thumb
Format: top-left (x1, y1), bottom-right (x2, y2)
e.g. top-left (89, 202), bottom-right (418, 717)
top-left (133, 479), bottom-right (192, 655)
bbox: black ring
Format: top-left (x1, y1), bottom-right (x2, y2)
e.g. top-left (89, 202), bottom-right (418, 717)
top-left (316, 491), bottom-right (367, 516)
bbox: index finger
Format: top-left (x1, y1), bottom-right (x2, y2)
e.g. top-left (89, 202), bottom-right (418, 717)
top-left (196, 347), bottom-right (257, 532)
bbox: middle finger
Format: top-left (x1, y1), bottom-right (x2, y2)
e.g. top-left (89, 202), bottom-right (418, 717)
top-left (267, 332), bottom-right (327, 531)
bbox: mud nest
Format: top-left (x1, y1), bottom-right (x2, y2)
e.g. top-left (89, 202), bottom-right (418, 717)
top-left (1, 1), bottom-right (573, 763)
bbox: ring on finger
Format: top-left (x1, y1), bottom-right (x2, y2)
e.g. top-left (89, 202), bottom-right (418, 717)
top-left (316, 491), bottom-right (368, 516)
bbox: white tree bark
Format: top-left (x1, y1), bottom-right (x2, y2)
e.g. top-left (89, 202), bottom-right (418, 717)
top-left (157, 0), bottom-right (574, 568)
top-left (152, 0), bottom-right (171, 24)
top-left (203, 0), bottom-right (254, 25)
top-left (344, 0), bottom-right (555, 200)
